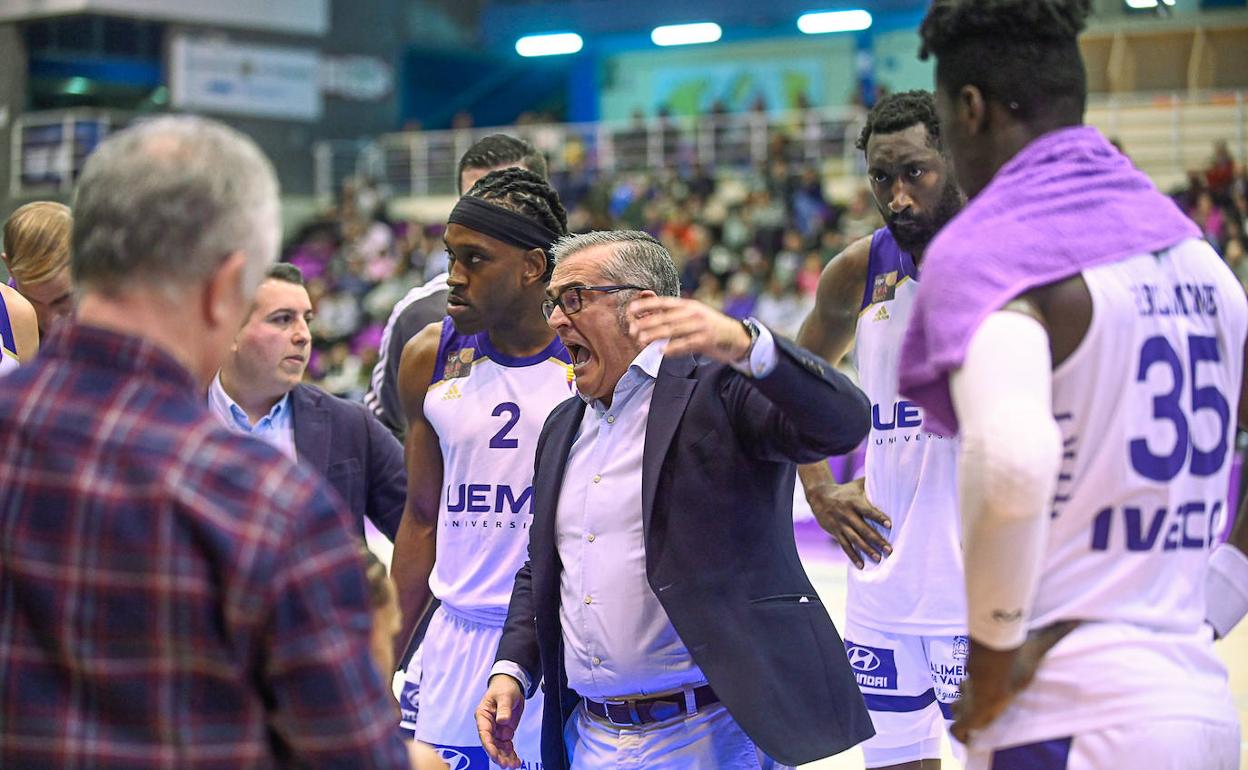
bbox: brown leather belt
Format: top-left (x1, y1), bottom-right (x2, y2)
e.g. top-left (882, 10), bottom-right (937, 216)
top-left (584, 684), bottom-right (719, 726)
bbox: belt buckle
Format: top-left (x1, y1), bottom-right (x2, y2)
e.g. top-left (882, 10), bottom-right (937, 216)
top-left (602, 698), bottom-right (641, 726)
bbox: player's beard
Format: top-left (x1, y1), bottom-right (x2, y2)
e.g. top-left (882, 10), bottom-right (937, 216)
top-left (886, 181), bottom-right (964, 257)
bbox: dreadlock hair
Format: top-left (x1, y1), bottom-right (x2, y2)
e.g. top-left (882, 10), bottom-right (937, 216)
top-left (856, 90), bottom-right (942, 152)
top-left (457, 134), bottom-right (549, 193)
top-left (920, 0), bottom-right (1091, 129)
top-left (464, 167), bottom-right (569, 280)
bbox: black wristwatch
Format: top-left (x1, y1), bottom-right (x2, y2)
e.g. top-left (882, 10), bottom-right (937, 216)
top-left (739, 317), bottom-right (761, 363)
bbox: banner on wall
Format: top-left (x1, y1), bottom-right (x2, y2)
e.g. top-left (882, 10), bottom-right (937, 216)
top-left (169, 36), bottom-right (322, 121)
top-left (649, 59), bottom-right (824, 116)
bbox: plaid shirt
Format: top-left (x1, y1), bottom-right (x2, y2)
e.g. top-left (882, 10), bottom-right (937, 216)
top-left (0, 324), bottom-right (409, 769)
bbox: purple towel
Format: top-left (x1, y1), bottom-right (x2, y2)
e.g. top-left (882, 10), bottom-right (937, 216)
top-left (899, 125), bottom-right (1200, 435)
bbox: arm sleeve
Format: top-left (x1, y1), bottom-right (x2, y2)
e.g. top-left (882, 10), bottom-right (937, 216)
top-left (488, 660), bottom-right (534, 697)
top-left (951, 310), bottom-right (1063, 650)
top-left (364, 408), bottom-right (407, 541)
top-left (728, 319), bottom-right (778, 379)
top-left (722, 330), bottom-right (871, 463)
top-left (261, 471), bottom-right (411, 768)
top-left (1205, 543), bottom-right (1248, 639)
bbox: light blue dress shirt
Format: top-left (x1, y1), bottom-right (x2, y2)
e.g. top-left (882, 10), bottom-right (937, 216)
top-left (492, 322), bottom-right (778, 699)
top-left (207, 374), bottom-right (297, 461)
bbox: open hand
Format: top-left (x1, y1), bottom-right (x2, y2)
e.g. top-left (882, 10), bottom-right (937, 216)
top-left (627, 296), bottom-right (752, 364)
top-left (805, 477), bottom-right (892, 568)
top-left (475, 675), bottom-right (526, 768)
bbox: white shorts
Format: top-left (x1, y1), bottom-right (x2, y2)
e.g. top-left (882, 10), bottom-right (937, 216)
top-left (843, 618), bottom-right (966, 767)
top-left (965, 717), bottom-right (1240, 769)
top-left (399, 605), bottom-right (546, 770)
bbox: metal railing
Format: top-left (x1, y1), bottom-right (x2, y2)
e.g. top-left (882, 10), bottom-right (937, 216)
top-left (1084, 90), bottom-right (1246, 190)
top-left (312, 106), bottom-right (869, 203)
top-left (7, 91), bottom-right (1244, 202)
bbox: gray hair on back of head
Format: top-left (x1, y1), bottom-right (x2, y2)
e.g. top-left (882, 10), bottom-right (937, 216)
top-left (551, 230), bottom-right (681, 298)
top-left (72, 115), bottom-right (280, 294)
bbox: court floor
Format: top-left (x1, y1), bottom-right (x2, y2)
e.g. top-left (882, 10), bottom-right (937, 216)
top-left (792, 519), bottom-right (1248, 769)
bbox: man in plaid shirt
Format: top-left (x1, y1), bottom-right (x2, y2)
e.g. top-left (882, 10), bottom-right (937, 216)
top-left (0, 116), bottom-right (410, 769)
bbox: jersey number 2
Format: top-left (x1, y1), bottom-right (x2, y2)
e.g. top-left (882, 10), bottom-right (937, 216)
top-left (1129, 334), bottom-right (1229, 482)
top-left (490, 402), bottom-right (521, 449)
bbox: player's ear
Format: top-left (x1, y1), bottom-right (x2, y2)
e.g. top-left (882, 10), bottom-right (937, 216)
top-left (521, 247), bottom-right (547, 285)
top-left (957, 84), bottom-right (988, 136)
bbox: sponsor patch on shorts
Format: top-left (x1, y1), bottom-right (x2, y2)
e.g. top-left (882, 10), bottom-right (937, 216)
top-left (399, 680), bottom-right (420, 725)
top-left (431, 744), bottom-right (542, 770)
top-left (844, 641), bottom-right (898, 690)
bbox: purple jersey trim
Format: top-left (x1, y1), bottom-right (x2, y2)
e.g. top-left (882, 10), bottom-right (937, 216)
top-left (861, 227), bottom-right (919, 312)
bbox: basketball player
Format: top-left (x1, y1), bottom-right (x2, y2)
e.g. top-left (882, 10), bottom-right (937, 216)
top-left (390, 167), bottom-right (570, 769)
top-left (797, 90), bottom-right (964, 770)
top-left (900, 1), bottom-right (1243, 767)
top-left (367, 135), bottom-right (550, 440)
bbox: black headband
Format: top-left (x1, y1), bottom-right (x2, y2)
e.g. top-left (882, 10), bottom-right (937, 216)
top-left (446, 197), bottom-right (562, 263)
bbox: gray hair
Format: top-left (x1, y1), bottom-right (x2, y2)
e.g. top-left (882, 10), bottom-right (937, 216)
top-left (72, 115), bottom-right (280, 294)
top-left (551, 230), bottom-right (680, 298)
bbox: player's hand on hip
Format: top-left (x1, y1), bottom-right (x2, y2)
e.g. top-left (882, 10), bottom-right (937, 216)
top-left (476, 674), bottom-right (526, 769)
top-left (952, 622), bottom-right (1079, 744)
top-left (627, 296), bottom-right (752, 364)
top-left (804, 476), bottom-right (892, 568)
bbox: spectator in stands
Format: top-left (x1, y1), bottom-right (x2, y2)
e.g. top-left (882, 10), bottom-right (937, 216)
top-left (2, 201), bottom-right (73, 334)
top-left (841, 188), bottom-right (881, 242)
top-left (1207, 139), bottom-right (1236, 201)
top-left (1224, 235), bottom-right (1248, 287)
top-left (0, 114), bottom-right (410, 769)
top-left (1191, 190), bottom-right (1226, 252)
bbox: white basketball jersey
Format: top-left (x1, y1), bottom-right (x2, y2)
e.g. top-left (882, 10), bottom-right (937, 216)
top-left (1039, 238), bottom-right (1247, 631)
top-left (0, 291), bottom-right (20, 377)
top-left (851, 228), bottom-right (965, 635)
top-left (424, 320), bottom-right (574, 623)
top-left (972, 238), bottom-right (1244, 750)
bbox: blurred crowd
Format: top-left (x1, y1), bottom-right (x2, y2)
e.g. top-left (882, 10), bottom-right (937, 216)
top-left (268, 137), bottom-right (1248, 400)
top-left (1177, 139), bottom-right (1248, 283)
top-left (290, 160), bottom-right (882, 398)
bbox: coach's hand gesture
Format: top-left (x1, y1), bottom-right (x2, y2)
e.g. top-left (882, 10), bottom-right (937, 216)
top-left (628, 296), bottom-right (753, 364)
top-left (476, 675), bottom-right (526, 768)
top-left (805, 476), bottom-right (892, 568)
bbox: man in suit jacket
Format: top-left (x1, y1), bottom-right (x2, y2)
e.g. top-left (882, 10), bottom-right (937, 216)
top-left (477, 231), bottom-right (875, 770)
top-left (210, 263), bottom-right (405, 540)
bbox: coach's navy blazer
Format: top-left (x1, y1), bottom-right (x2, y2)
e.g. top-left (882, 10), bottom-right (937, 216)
top-left (496, 334), bottom-right (876, 769)
top-left (290, 383), bottom-right (406, 541)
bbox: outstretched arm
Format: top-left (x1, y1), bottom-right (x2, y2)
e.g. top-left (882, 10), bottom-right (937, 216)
top-left (628, 294), bottom-right (870, 463)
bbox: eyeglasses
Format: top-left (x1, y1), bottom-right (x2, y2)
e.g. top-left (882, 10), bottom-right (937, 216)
top-left (542, 284), bottom-right (647, 320)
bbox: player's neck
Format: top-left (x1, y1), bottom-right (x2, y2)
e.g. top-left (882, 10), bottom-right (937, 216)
top-left (486, 312), bottom-right (555, 358)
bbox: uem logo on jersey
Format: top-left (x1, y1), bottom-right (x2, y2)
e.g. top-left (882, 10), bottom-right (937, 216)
top-left (873, 401), bottom-right (922, 431)
top-left (446, 483), bottom-right (533, 514)
top-left (844, 643), bottom-right (897, 690)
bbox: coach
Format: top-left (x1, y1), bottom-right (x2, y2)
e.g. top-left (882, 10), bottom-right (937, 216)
top-left (211, 263), bottom-right (406, 540)
top-left (477, 231), bottom-right (874, 769)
